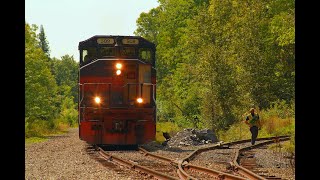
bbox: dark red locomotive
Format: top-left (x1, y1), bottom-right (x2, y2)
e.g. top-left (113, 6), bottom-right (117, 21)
top-left (78, 35), bottom-right (156, 145)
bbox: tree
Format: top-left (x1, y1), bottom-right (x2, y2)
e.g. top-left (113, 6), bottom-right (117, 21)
top-left (52, 55), bottom-right (79, 104)
top-left (38, 25), bottom-right (50, 58)
top-left (25, 23), bottom-right (58, 122)
top-left (134, 0), bottom-right (295, 131)
top-left (134, 7), bottom-right (161, 44)
top-left (26, 22), bottom-right (80, 137)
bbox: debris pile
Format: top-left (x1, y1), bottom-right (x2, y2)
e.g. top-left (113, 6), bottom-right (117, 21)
top-left (166, 128), bottom-right (219, 147)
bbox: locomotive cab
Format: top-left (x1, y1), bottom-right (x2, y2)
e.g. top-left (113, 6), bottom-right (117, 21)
top-left (78, 36), bottom-right (156, 145)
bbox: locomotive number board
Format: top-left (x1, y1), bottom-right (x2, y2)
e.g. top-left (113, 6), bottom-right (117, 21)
top-left (97, 38), bottom-right (115, 44)
top-left (122, 38), bottom-right (139, 45)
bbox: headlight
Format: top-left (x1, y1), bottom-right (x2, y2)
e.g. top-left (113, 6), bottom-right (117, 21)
top-left (116, 63), bottom-right (122, 69)
top-left (137, 98), bottom-right (143, 103)
top-left (94, 97), bottom-right (101, 104)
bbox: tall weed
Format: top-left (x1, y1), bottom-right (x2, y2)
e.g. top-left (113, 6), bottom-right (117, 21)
top-left (219, 99), bottom-right (295, 153)
top-left (156, 122), bottom-right (182, 143)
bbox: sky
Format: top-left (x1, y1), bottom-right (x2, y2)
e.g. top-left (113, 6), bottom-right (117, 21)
top-left (25, 0), bottom-right (159, 61)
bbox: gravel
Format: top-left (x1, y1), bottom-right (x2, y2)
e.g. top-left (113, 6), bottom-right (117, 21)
top-left (190, 140), bottom-right (295, 180)
top-left (25, 128), bottom-right (150, 180)
top-left (107, 150), bottom-right (179, 178)
top-left (253, 142), bottom-right (295, 180)
top-left (25, 128), bottom-right (295, 180)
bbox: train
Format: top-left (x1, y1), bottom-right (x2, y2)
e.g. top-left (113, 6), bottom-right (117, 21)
top-left (78, 35), bottom-right (156, 146)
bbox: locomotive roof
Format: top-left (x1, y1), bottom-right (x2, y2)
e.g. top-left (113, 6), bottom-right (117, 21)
top-left (78, 35), bottom-right (155, 49)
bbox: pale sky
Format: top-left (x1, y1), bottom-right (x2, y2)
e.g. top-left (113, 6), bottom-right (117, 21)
top-left (25, 0), bottom-right (159, 61)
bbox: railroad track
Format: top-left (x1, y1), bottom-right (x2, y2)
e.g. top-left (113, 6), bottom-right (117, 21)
top-left (98, 146), bottom-right (179, 179)
top-left (95, 135), bottom-right (291, 180)
top-left (230, 137), bottom-right (290, 180)
top-left (177, 136), bottom-right (290, 180)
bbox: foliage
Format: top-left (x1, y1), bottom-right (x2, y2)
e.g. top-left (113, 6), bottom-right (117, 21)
top-left (25, 23), bottom-right (58, 123)
top-left (25, 137), bottom-right (48, 145)
top-left (58, 97), bottom-right (78, 127)
top-left (25, 119), bottom-right (53, 138)
top-left (135, 0), bottom-right (295, 133)
top-left (156, 122), bottom-right (182, 143)
top-left (38, 25), bottom-right (50, 57)
top-left (25, 22), bottom-right (78, 138)
top-left (135, 7), bottom-right (161, 44)
top-left (52, 55), bottom-right (78, 103)
top-left (218, 100), bottom-right (295, 153)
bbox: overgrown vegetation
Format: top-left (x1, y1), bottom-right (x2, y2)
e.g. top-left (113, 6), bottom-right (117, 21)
top-left (135, 0), bottom-right (294, 140)
top-left (155, 122), bottom-right (182, 143)
top-left (25, 22), bottom-right (78, 138)
top-left (25, 0), bottom-right (295, 150)
top-left (218, 100), bottom-right (295, 152)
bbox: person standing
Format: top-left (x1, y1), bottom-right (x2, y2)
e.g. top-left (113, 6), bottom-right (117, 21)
top-left (244, 108), bottom-right (261, 145)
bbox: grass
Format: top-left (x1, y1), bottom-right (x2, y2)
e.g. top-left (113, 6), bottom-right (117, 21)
top-left (268, 140), bottom-right (295, 154)
top-left (25, 136), bottom-right (48, 145)
top-left (217, 121), bottom-right (257, 142)
top-left (155, 121), bottom-right (182, 143)
top-left (25, 127), bottom-right (73, 145)
top-left (25, 118), bottom-right (77, 145)
top-left (218, 102), bottom-right (295, 154)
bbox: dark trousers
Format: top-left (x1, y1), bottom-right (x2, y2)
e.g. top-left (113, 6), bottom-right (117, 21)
top-left (250, 126), bottom-right (258, 145)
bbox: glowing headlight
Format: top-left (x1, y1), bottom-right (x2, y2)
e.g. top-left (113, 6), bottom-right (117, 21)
top-left (116, 63), bottom-right (122, 69)
top-left (116, 70), bottom-right (121, 75)
top-left (137, 98), bottom-right (143, 103)
top-left (94, 97), bottom-right (101, 104)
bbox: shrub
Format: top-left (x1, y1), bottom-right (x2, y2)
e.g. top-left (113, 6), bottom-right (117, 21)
top-left (59, 97), bottom-right (78, 127)
top-left (219, 99), bottom-right (295, 153)
top-left (217, 121), bottom-right (252, 142)
top-left (25, 119), bottom-right (52, 137)
top-left (156, 122), bottom-right (181, 143)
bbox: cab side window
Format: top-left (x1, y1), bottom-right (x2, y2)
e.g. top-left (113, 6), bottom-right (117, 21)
top-left (82, 50), bottom-right (88, 62)
top-left (83, 48), bottom-right (97, 63)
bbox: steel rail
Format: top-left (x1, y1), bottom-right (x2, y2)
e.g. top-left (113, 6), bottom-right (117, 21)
top-left (96, 136), bottom-right (290, 180)
top-left (230, 137), bottom-right (291, 180)
top-left (98, 147), bottom-right (179, 180)
top-left (183, 136), bottom-right (289, 163)
top-left (184, 164), bottom-right (248, 180)
top-left (177, 161), bottom-right (195, 180)
top-left (138, 147), bottom-right (195, 180)
top-left (138, 147), bottom-right (175, 164)
top-left (139, 147), bottom-right (244, 179)
top-left (178, 135), bottom-right (290, 180)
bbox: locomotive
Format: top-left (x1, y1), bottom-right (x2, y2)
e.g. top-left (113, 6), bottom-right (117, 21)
top-left (78, 35), bottom-right (156, 146)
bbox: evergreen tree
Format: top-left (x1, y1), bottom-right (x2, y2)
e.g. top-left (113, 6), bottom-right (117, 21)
top-left (38, 25), bottom-right (50, 58)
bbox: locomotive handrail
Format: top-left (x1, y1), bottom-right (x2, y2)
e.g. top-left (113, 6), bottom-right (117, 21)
top-left (80, 58), bottom-right (150, 69)
top-left (80, 82), bottom-right (156, 108)
top-left (82, 82), bottom-right (113, 84)
top-left (122, 83), bottom-right (156, 106)
top-left (80, 83), bottom-right (111, 105)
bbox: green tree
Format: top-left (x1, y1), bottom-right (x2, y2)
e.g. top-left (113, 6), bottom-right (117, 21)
top-left (38, 25), bottom-right (50, 58)
top-left (59, 96), bottom-right (78, 127)
top-left (52, 55), bottom-right (78, 103)
top-left (134, 7), bottom-right (160, 44)
top-left (25, 23), bottom-right (58, 123)
top-left (135, 0), bottom-right (295, 131)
